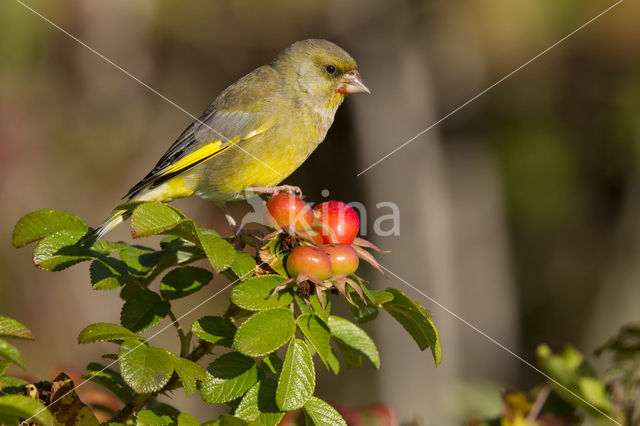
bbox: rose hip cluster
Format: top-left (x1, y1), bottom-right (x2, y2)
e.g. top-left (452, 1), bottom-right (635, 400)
top-left (264, 193), bottom-right (386, 308)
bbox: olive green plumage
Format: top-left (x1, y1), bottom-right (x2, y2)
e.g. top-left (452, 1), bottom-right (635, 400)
top-left (89, 39), bottom-right (369, 241)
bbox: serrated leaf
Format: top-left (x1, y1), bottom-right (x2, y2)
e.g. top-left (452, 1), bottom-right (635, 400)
top-left (328, 316), bottom-right (379, 369)
top-left (119, 245), bottom-right (159, 275)
top-left (0, 394), bottom-right (55, 426)
top-left (231, 252), bottom-right (257, 280)
top-left (136, 409), bottom-right (173, 425)
top-left (160, 266), bottom-right (212, 300)
top-left (89, 258), bottom-right (133, 290)
top-left (198, 231), bottom-right (236, 272)
top-left (296, 314), bottom-right (331, 369)
top-left (12, 208), bottom-right (86, 248)
top-left (120, 290), bottom-right (171, 333)
top-left (326, 347), bottom-right (340, 375)
top-left (0, 338), bottom-right (25, 369)
top-left (335, 339), bottom-right (362, 368)
top-left (33, 229), bottom-right (91, 271)
top-left (172, 354), bottom-right (206, 397)
top-left (78, 322), bottom-right (141, 344)
top-left (0, 316), bottom-right (34, 340)
top-left (83, 362), bottom-right (133, 403)
top-left (234, 308), bottom-right (296, 357)
top-left (200, 352), bottom-right (258, 404)
top-left (231, 275), bottom-right (292, 311)
top-left (276, 339), bottom-right (315, 411)
top-left (89, 239), bottom-right (129, 254)
top-left (130, 202), bottom-right (185, 238)
top-left (234, 379), bottom-right (285, 426)
top-left (382, 288), bottom-right (441, 365)
top-left (118, 339), bottom-right (174, 393)
top-left (177, 412), bottom-right (201, 426)
top-left (304, 396), bottom-right (347, 426)
top-left (191, 316), bottom-right (236, 347)
top-left (146, 401), bottom-right (181, 420)
top-left (261, 354), bottom-right (283, 377)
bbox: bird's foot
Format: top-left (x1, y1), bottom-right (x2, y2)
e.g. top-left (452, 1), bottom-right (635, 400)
top-left (245, 185), bottom-right (302, 197)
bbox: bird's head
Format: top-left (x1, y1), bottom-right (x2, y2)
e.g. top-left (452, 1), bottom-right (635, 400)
top-left (274, 39), bottom-right (370, 103)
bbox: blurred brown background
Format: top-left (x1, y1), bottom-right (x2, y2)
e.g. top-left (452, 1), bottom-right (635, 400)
top-left (1, 0), bottom-right (639, 424)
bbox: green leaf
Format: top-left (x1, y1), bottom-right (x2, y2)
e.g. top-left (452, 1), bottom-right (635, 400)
top-left (0, 376), bottom-right (29, 393)
top-left (89, 239), bottom-right (129, 254)
top-left (0, 394), bottom-right (55, 426)
top-left (0, 338), bottom-right (25, 369)
top-left (33, 229), bottom-right (91, 271)
top-left (12, 208), bottom-right (86, 248)
top-left (160, 266), bottom-right (212, 300)
top-left (276, 339), bottom-right (315, 411)
top-left (326, 347), bottom-right (340, 375)
top-left (83, 362), bottom-right (133, 403)
top-left (171, 354), bottom-right (206, 397)
top-left (120, 290), bottom-right (171, 333)
top-left (231, 275), bottom-right (292, 311)
top-left (0, 360), bottom-right (10, 376)
top-left (119, 245), bottom-right (159, 275)
top-left (234, 308), bottom-right (296, 357)
top-left (136, 409), bottom-right (173, 425)
top-left (118, 339), bottom-right (174, 393)
top-left (89, 258), bottom-right (133, 290)
top-left (0, 316), bottom-right (34, 340)
top-left (198, 231), bottom-right (236, 272)
top-left (348, 297), bottom-right (379, 323)
top-left (78, 322), bottom-right (141, 344)
top-left (177, 413), bottom-right (201, 426)
top-left (334, 339), bottom-right (362, 368)
top-left (231, 252), bottom-right (257, 280)
top-left (296, 314), bottom-right (331, 369)
top-left (211, 415), bottom-right (261, 426)
top-left (304, 396), bottom-right (347, 426)
top-left (348, 287), bottom-right (393, 323)
top-left (260, 354), bottom-right (283, 377)
top-left (382, 288), bottom-right (441, 365)
top-left (536, 344), bottom-right (612, 415)
top-left (191, 316), bottom-right (236, 347)
top-left (234, 379), bottom-right (285, 426)
top-left (130, 202), bottom-right (185, 238)
top-left (200, 352), bottom-right (258, 404)
top-left (328, 316), bottom-right (379, 369)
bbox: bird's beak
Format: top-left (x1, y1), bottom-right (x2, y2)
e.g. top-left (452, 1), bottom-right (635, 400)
top-left (336, 70), bottom-right (370, 95)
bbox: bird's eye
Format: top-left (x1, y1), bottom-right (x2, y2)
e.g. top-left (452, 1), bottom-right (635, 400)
top-left (325, 65), bottom-right (337, 75)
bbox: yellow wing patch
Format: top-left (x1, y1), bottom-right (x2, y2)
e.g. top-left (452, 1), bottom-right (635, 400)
top-left (162, 140), bottom-right (227, 175)
top-left (159, 119), bottom-right (274, 178)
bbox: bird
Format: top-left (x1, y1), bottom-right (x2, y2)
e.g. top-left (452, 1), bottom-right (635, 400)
top-left (84, 38), bottom-right (369, 243)
top-left (84, 39), bottom-right (370, 242)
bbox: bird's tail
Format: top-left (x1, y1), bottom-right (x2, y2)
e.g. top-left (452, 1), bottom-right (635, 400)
top-left (81, 209), bottom-right (130, 245)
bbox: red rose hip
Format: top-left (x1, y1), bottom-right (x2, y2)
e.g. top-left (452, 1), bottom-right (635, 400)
top-left (313, 201), bottom-right (360, 244)
top-left (322, 243), bottom-right (359, 277)
top-left (286, 246), bottom-right (332, 281)
top-left (266, 193), bottom-right (314, 231)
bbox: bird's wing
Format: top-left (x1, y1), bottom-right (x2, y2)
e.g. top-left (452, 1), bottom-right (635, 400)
top-left (124, 66), bottom-right (280, 200)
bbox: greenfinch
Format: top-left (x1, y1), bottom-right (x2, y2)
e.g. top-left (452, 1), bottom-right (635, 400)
top-left (87, 39), bottom-right (369, 241)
